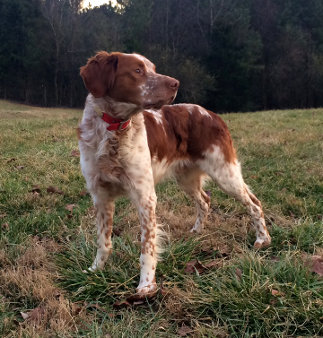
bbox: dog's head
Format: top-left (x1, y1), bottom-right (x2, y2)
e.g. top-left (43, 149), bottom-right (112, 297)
top-left (80, 52), bottom-right (179, 112)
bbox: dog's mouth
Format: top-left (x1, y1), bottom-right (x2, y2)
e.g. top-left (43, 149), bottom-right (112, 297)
top-left (144, 95), bottom-right (176, 109)
top-left (169, 95), bottom-right (176, 103)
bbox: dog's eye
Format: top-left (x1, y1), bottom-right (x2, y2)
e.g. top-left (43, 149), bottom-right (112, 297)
top-left (135, 68), bottom-right (141, 74)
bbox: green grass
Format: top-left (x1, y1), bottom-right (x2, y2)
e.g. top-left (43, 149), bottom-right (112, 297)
top-left (0, 100), bottom-right (322, 337)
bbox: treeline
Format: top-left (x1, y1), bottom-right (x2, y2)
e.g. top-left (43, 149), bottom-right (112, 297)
top-left (1, 0), bottom-right (323, 112)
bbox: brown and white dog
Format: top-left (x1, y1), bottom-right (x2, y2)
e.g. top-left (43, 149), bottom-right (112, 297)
top-left (78, 51), bottom-right (271, 297)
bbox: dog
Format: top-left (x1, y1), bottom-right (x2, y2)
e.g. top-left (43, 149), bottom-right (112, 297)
top-left (78, 51), bottom-right (271, 297)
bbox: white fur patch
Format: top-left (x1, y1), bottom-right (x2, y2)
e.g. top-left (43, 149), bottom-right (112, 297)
top-left (151, 156), bottom-right (191, 184)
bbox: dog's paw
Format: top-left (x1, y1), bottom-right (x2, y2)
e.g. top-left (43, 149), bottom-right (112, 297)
top-left (133, 283), bottom-right (158, 299)
top-left (83, 261), bottom-right (105, 273)
top-left (254, 237), bottom-right (271, 249)
top-left (82, 266), bottom-right (96, 273)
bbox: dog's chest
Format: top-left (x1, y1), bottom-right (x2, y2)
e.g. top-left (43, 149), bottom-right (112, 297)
top-left (79, 116), bottom-right (154, 191)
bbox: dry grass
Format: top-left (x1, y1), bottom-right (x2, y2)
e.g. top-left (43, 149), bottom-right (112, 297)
top-left (0, 237), bottom-right (92, 337)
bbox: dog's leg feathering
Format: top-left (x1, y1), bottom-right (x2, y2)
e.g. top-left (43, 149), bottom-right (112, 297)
top-left (88, 195), bottom-right (115, 272)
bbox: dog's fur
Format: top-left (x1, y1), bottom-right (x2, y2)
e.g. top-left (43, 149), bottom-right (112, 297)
top-left (78, 51), bottom-right (271, 297)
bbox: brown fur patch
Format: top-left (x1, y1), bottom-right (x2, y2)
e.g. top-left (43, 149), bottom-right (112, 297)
top-left (80, 51), bottom-right (118, 98)
top-left (144, 104), bottom-right (236, 164)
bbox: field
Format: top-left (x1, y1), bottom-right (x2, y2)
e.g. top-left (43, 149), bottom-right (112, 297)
top-left (0, 100), bottom-right (322, 337)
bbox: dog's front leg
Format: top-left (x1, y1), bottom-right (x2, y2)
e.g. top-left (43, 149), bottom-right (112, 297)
top-left (133, 192), bottom-right (159, 296)
top-left (88, 195), bottom-right (115, 272)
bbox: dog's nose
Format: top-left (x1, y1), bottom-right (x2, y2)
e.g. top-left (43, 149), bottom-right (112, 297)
top-left (169, 78), bottom-right (180, 89)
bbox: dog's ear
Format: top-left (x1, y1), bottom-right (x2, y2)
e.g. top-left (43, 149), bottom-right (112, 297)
top-left (80, 52), bottom-right (118, 98)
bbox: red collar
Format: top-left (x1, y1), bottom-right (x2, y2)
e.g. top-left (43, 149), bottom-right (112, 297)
top-left (101, 112), bottom-right (131, 131)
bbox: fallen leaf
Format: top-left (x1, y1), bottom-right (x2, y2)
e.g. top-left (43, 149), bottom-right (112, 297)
top-left (20, 306), bottom-right (46, 323)
top-left (80, 190), bottom-right (89, 197)
top-left (6, 158), bottom-right (16, 163)
top-left (70, 149), bottom-right (80, 157)
top-left (70, 302), bottom-right (84, 316)
top-left (177, 324), bottom-right (194, 336)
top-left (271, 289), bottom-right (285, 297)
top-left (1, 223), bottom-right (9, 231)
top-left (270, 256), bottom-right (280, 262)
top-left (310, 255), bottom-right (323, 277)
top-left (47, 186), bottom-right (64, 194)
top-left (184, 260), bottom-right (206, 274)
top-left (0, 213), bottom-right (7, 219)
top-left (113, 300), bottom-right (131, 309)
top-left (214, 244), bottom-right (231, 257)
top-left (20, 312), bottom-right (29, 320)
top-left (30, 185), bottom-right (41, 194)
top-left (65, 204), bottom-right (77, 212)
top-left (302, 254), bottom-right (323, 277)
top-left (204, 260), bottom-right (223, 269)
top-left (113, 228), bottom-right (122, 236)
top-left (235, 268), bottom-right (242, 280)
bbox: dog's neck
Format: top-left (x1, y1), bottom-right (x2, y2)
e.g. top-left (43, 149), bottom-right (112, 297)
top-left (87, 94), bottom-right (142, 121)
top-left (80, 94), bottom-right (145, 151)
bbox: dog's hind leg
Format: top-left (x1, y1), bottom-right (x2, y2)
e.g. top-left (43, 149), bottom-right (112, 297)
top-left (176, 169), bottom-right (210, 233)
top-left (199, 147), bottom-right (271, 248)
top-left (88, 191), bottom-right (115, 272)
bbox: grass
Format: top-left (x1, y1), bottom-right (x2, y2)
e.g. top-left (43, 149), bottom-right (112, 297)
top-left (0, 99), bottom-right (322, 337)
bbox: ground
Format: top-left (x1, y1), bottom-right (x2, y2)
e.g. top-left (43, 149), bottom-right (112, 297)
top-left (0, 100), bottom-right (322, 337)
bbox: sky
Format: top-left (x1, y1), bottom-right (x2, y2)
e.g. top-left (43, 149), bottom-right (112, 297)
top-left (82, 0), bottom-right (117, 8)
